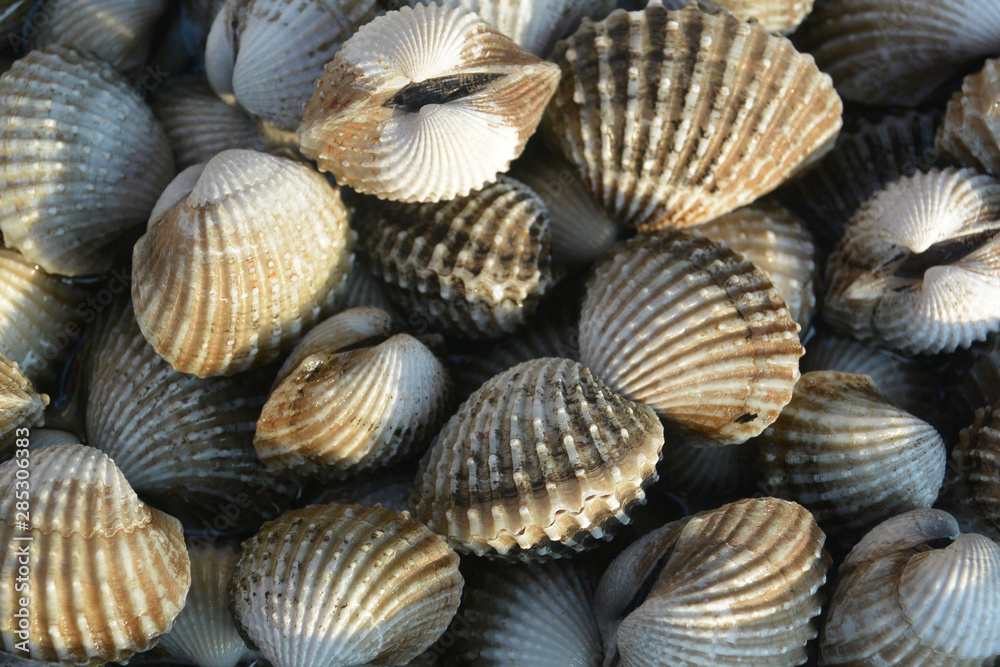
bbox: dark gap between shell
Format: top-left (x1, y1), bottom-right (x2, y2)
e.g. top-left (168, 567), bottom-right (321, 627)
top-left (385, 73), bottom-right (507, 113)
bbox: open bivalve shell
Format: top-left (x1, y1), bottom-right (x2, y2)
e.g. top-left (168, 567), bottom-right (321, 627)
top-left (132, 149), bottom-right (354, 377)
top-left (229, 503), bottom-right (463, 667)
top-left (824, 167), bottom-right (1000, 355)
top-left (937, 57), bottom-right (1000, 178)
top-left (595, 497), bottom-right (830, 666)
top-left (953, 397), bottom-right (1000, 542)
top-left (409, 357), bottom-right (664, 560)
top-left (820, 509), bottom-right (1000, 665)
top-left (0, 444), bottom-right (190, 665)
top-left (0, 354), bottom-right (47, 460)
top-left (579, 229), bottom-right (803, 445)
top-left (298, 3), bottom-right (560, 203)
top-left (543, 3), bottom-right (842, 230)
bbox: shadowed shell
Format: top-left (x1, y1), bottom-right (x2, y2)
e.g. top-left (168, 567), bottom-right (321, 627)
top-left (0, 0), bottom-right (32, 35)
top-left (953, 397), bottom-right (1000, 542)
top-left (945, 333), bottom-right (1000, 439)
top-left (657, 425), bottom-right (762, 498)
top-left (648, 0), bottom-right (814, 33)
top-left (0, 354), bottom-right (47, 460)
top-left (330, 254), bottom-right (401, 319)
top-left (310, 462), bottom-right (417, 514)
top-left (937, 57), bottom-right (1000, 177)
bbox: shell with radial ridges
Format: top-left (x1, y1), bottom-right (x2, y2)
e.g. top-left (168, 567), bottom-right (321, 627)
top-left (0, 353), bottom-right (47, 460)
top-left (953, 397), bottom-right (1000, 542)
top-left (937, 57), bottom-right (1000, 177)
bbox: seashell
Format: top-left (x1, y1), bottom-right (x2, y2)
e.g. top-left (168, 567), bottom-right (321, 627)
top-left (254, 307), bottom-right (451, 479)
top-left (0, 443), bottom-right (190, 665)
top-left (757, 370), bottom-right (946, 547)
top-left (824, 167), bottom-right (1000, 355)
top-left (83, 298), bottom-right (300, 533)
top-left (409, 357), bottom-right (664, 559)
top-left (298, 3), bottom-right (560, 203)
top-left (820, 509), bottom-right (1000, 665)
top-left (151, 74), bottom-right (266, 171)
top-left (657, 424), bottom-right (762, 498)
top-left (310, 462), bottom-right (417, 514)
top-left (229, 503), bottom-right (463, 667)
top-left (132, 149), bottom-right (354, 377)
top-left (330, 254), bottom-right (401, 320)
top-left (693, 199), bottom-right (818, 330)
top-left (645, 0), bottom-right (814, 34)
top-left (0, 0), bottom-right (32, 36)
top-left (953, 397), bottom-right (1000, 542)
top-left (0, 354), bottom-right (47, 460)
top-left (0, 46), bottom-right (176, 276)
top-left (543, 3), bottom-right (842, 230)
top-left (796, 0), bottom-right (1000, 107)
top-left (595, 497), bottom-right (830, 666)
top-left (945, 332), bottom-right (1000, 439)
top-left (360, 175), bottom-right (555, 339)
top-left (937, 57), bottom-right (1000, 177)
top-left (578, 229), bottom-right (803, 445)
top-left (26, 428), bottom-right (82, 450)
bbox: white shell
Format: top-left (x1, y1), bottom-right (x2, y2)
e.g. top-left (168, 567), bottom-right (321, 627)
top-left (937, 57), bottom-right (1000, 177)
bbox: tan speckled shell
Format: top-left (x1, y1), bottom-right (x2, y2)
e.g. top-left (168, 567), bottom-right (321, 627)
top-left (937, 57), bottom-right (1000, 177)
top-left (0, 354), bottom-right (47, 460)
top-left (953, 398), bottom-right (1000, 542)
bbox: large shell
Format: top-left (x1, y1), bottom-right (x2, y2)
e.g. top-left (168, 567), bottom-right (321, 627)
top-left (230, 503), bottom-right (463, 667)
top-left (0, 46), bottom-right (175, 276)
top-left (298, 3), bottom-right (560, 203)
top-left (0, 354), bottom-right (47, 460)
top-left (579, 229), bottom-right (803, 445)
top-left (132, 149), bottom-right (354, 376)
top-left (953, 398), bottom-right (1000, 542)
top-left (820, 509), bottom-right (1000, 665)
top-left (409, 357), bottom-right (664, 559)
top-left (0, 444), bottom-right (190, 665)
top-left (543, 3), bottom-right (842, 230)
top-left (937, 57), bottom-right (1000, 177)
top-left (595, 497), bottom-right (830, 666)
top-left (824, 167), bottom-right (1000, 355)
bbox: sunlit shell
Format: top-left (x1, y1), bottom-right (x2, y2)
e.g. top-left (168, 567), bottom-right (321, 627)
top-left (410, 357), bottom-right (664, 559)
top-left (0, 444), bottom-right (190, 665)
top-left (595, 497), bottom-right (829, 666)
top-left (824, 167), bottom-right (1000, 355)
top-left (230, 503), bottom-right (463, 667)
top-left (953, 398), bottom-right (1000, 542)
top-left (821, 509), bottom-right (1000, 665)
top-left (298, 3), bottom-right (560, 203)
top-left (0, 46), bottom-right (175, 276)
top-left (132, 149), bottom-right (354, 376)
top-left (0, 354), bottom-right (47, 460)
top-left (937, 57), bottom-right (1000, 177)
top-left (543, 3), bottom-right (842, 230)
top-left (579, 229), bottom-right (803, 445)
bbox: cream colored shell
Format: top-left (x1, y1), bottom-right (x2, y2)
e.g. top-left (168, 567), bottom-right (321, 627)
top-left (937, 57), bottom-right (1000, 177)
top-left (0, 354), bottom-right (47, 460)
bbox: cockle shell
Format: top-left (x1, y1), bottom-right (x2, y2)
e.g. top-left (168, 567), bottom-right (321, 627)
top-left (229, 503), bottom-right (463, 667)
top-left (409, 357), bottom-right (664, 559)
top-left (0, 46), bottom-right (175, 276)
top-left (26, 428), bottom-right (82, 450)
top-left (0, 444), bottom-right (190, 665)
top-left (298, 3), bottom-right (560, 203)
top-left (824, 167), bottom-right (1000, 355)
top-left (579, 229), bottom-right (803, 445)
top-left (595, 497), bottom-right (830, 666)
top-left (330, 254), bottom-right (401, 319)
top-left (953, 398), bottom-right (1000, 542)
top-left (0, 354), bottom-right (47, 460)
top-left (132, 149), bottom-right (354, 376)
top-left (937, 57), bottom-right (1000, 177)
top-left (820, 509), bottom-right (1000, 665)
top-left (543, 3), bottom-right (842, 229)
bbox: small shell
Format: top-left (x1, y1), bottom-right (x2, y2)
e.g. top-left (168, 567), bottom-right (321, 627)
top-left (543, 3), bottom-right (842, 229)
top-left (595, 497), bottom-right (830, 666)
top-left (824, 167), bottom-right (1000, 355)
top-left (132, 149), bottom-right (354, 376)
top-left (579, 229), bottom-right (803, 445)
top-left (0, 354), bottom-right (48, 459)
top-left (230, 503), bottom-right (463, 667)
top-left (298, 3), bottom-right (560, 203)
top-left (0, 46), bottom-right (176, 276)
top-left (937, 57), bottom-right (1000, 177)
top-left (820, 509), bottom-right (1000, 665)
top-left (953, 398), bottom-right (1000, 542)
top-left (0, 444), bottom-right (190, 665)
top-left (409, 357), bottom-right (664, 559)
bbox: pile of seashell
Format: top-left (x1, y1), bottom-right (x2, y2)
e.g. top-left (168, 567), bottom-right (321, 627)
top-left (2, 0), bottom-right (1000, 666)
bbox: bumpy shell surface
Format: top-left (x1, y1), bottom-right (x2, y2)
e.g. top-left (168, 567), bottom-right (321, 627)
top-left (132, 149), bottom-right (354, 376)
top-left (544, 3), bottom-right (842, 230)
top-left (230, 503), bottom-right (463, 667)
top-left (361, 175), bottom-right (554, 338)
top-left (0, 46), bottom-right (175, 276)
top-left (0, 444), bottom-right (190, 665)
top-left (298, 3), bottom-right (560, 202)
top-left (595, 497), bottom-right (830, 666)
top-left (0, 354), bottom-right (47, 459)
top-left (579, 229), bottom-right (803, 445)
top-left (821, 509), bottom-right (1000, 665)
top-left (937, 58), bottom-right (1000, 177)
top-left (410, 357), bottom-right (664, 559)
top-left (954, 398), bottom-right (1000, 542)
top-left (824, 168), bottom-right (1000, 355)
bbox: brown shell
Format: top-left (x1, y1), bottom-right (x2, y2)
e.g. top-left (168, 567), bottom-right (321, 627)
top-left (954, 397), bottom-right (1000, 542)
top-left (937, 57), bottom-right (1000, 177)
top-left (0, 353), bottom-right (48, 460)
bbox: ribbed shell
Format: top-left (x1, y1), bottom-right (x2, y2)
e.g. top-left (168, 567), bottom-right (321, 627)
top-left (946, 333), bottom-right (1000, 439)
top-left (650, 0), bottom-right (814, 33)
top-left (409, 357), bottom-right (664, 559)
top-left (954, 398), bottom-right (1000, 542)
top-left (0, 354), bottom-right (47, 459)
top-left (937, 58), bottom-right (1000, 177)
top-left (595, 497), bottom-right (830, 666)
top-left (797, 0), bottom-right (1000, 107)
top-left (0, 46), bottom-right (175, 276)
top-left (132, 149), bottom-right (354, 376)
top-left (543, 3), bottom-right (842, 230)
top-left (230, 503), bottom-right (463, 667)
top-left (758, 371), bottom-right (946, 546)
top-left (330, 254), bottom-right (401, 319)
top-left (27, 428), bottom-right (83, 450)
top-left (824, 168), bottom-right (1000, 355)
top-left (0, 444), bottom-right (190, 665)
top-left (579, 229), bottom-right (803, 444)
top-left (821, 509), bottom-right (1000, 665)
top-left (361, 175), bottom-right (555, 339)
top-left (298, 3), bottom-right (560, 203)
